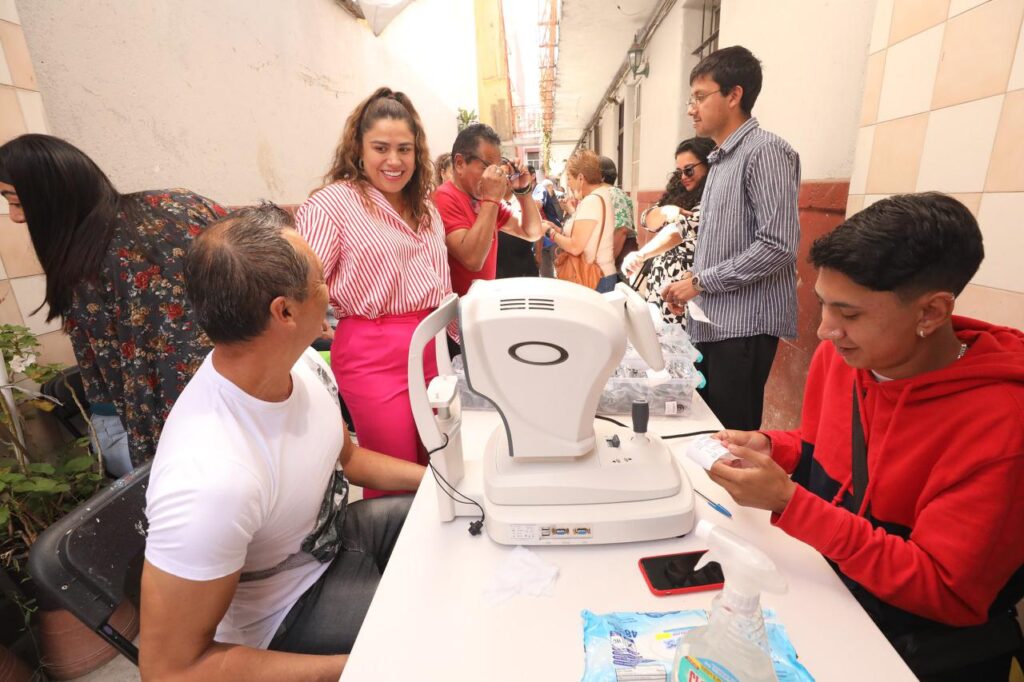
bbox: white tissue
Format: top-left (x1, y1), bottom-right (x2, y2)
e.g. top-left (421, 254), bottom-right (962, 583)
top-left (483, 545), bottom-right (559, 605)
top-left (687, 300), bottom-right (718, 325)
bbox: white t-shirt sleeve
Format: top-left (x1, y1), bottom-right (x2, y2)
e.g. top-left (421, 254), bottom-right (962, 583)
top-left (145, 456), bottom-right (265, 582)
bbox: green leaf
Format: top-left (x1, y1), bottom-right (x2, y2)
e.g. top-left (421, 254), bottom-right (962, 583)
top-left (2, 473), bottom-right (26, 484)
top-left (62, 456), bottom-right (95, 474)
top-left (28, 463), bottom-right (55, 475)
top-left (0, 506), bottom-right (8, 525)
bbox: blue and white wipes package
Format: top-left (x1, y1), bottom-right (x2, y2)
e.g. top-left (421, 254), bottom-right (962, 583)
top-left (581, 609), bottom-right (814, 681)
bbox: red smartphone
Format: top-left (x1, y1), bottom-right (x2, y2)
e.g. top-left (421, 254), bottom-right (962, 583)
top-left (639, 550), bottom-right (725, 596)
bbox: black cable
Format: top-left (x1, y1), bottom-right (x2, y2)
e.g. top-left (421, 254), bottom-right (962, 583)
top-left (596, 414), bottom-right (718, 441)
top-left (595, 414), bottom-right (629, 428)
top-left (426, 434), bottom-right (484, 536)
top-left (661, 429), bottom-right (719, 440)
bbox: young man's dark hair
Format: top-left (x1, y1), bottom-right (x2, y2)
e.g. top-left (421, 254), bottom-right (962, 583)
top-left (810, 192), bottom-right (984, 298)
top-left (689, 45), bottom-right (763, 115)
top-left (451, 122), bottom-right (502, 160)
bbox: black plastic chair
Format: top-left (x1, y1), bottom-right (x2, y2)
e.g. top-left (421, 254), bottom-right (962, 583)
top-left (39, 367), bottom-right (90, 439)
top-left (27, 462), bottom-right (150, 665)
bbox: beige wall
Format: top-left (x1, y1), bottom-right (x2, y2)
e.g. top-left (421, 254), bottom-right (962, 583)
top-left (0, 0), bottom-right (482, 366)
top-left (0, 2), bottom-right (75, 366)
top-left (16, 0), bottom-right (479, 206)
top-left (717, 0), bottom-right (876, 181)
top-left (847, 0), bottom-right (1024, 329)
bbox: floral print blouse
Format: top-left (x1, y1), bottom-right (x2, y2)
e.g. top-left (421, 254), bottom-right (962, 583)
top-left (64, 189), bottom-right (226, 465)
top-left (608, 186), bottom-right (636, 233)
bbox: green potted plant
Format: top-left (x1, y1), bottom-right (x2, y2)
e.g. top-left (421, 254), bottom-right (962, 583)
top-left (0, 324), bottom-right (118, 680)
top-left (457, 107), bottom-right (478, 132)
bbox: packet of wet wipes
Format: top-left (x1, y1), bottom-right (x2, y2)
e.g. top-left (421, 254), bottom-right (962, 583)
top-left (686, 435), bottom-right (740, 470)
top-left (581, 609), bottom-right (815, 682)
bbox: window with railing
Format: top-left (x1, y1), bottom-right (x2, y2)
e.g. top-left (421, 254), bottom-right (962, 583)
top-left (691, 0), bottom-right (721, 60)
top-left (513, 105), bottom-right (544, 137)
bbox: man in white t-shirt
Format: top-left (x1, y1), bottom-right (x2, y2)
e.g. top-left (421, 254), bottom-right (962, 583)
top-left (140, 204), bottom-right (425, 681)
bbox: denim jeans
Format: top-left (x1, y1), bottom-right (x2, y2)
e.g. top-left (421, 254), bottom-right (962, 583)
top-left (90, 413), bottom-right (132, 477)
top-left (596, 273), bottom-right (619, 293)
top-left (268, 494), bottom-right (413, 655)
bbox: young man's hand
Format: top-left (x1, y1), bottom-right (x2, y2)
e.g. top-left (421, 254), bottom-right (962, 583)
top-left (713, 429), bottom-right (771, 457)
top-left (660, 275), bottom-right (699, 314)
top-left (708, 439), bottom-right (795, 514)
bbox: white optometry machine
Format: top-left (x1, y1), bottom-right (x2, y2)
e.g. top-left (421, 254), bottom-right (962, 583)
top-left (407, 278), bottom-right (695, 545)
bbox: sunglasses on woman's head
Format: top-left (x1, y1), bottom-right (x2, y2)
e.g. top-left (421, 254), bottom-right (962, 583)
top-left (680, 162), bottom-right (705, 178)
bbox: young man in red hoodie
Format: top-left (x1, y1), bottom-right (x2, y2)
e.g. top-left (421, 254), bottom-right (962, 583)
top-left (707, 193), bottom-right (1024, 681)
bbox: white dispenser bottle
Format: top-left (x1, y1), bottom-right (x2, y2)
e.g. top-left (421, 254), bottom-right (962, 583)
top-left (671, 520), bottom-right (787, 682)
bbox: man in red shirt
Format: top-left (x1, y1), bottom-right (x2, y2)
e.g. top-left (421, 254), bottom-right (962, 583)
top-left (433, 123), bottom-right (544, 297)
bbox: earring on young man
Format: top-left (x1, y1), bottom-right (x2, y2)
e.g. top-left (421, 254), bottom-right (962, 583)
top-left (917, 329), bottom-right (926, 338)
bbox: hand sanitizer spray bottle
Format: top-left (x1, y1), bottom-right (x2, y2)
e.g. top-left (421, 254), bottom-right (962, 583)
top-left (672, 520), bottom-right (787, 682)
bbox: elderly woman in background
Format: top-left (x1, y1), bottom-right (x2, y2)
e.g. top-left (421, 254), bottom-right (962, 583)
top-left (622, 137), bottom-right (715, 324)
top-left (0, 134), bottom-right (226, 475)
top-left (546, 150), bottom-right (618, 292)
top-left (297, 87), bottom-right (449, 499)
top-left (434, 152), bottom-right (452, 187)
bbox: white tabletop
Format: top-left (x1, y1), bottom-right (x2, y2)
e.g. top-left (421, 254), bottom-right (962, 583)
top-left (342, 399), bottom-right (915, 681)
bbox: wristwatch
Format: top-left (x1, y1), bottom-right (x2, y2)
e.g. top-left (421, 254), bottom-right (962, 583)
top-left (513, 182), bottom-right (535, 196)
top-left (690, 273), bottom-right (704, 293)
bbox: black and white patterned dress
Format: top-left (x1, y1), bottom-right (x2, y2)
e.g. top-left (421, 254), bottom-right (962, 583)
top-left (645, 205), bottom-right (700, 326)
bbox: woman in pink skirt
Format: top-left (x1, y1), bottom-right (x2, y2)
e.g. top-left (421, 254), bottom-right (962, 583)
top-left (297, 87), bottom-right (451, 498)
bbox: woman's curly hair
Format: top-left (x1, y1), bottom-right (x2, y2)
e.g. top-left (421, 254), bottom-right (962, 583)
top-left (322, 87), bottom-right (433, 230)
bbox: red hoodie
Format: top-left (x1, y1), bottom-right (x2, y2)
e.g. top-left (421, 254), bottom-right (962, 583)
top-left (765, 316), bottom-right (1024, 632)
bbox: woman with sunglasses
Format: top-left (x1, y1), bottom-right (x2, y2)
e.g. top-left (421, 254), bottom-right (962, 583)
top-left (622, 137), bottom-right (715, 324)
top-left (296, 87), bottom-right (448, 499)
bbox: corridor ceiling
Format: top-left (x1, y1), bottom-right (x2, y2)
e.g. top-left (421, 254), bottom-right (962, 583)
top-left (551, 0), bottom-right (661, 146)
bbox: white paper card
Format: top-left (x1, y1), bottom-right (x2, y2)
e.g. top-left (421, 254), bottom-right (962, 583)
top-left (687, 300), bottom-right (718, 325)
top-left (686, 435), bottom-right (740, 470)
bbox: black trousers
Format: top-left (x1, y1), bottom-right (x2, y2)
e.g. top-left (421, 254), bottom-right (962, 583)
top-left (268, 495), bottom-right (413, 655)
top-left (695, 334), bottom-right (779, 431)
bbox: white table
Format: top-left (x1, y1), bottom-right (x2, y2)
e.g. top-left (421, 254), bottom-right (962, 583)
top-left (342, 398), bottom-right (915, 680)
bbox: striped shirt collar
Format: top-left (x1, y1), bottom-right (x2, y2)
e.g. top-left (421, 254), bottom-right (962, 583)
top-left (708, 117), bottom-right (760, 163)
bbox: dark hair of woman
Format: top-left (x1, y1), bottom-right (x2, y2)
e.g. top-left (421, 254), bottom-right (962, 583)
top-left (658, 137), bottom-right (716, 211)
top-left (0, 134), bottom-right (133, 321)
top-left (322, 86), bottom-right (433, 230)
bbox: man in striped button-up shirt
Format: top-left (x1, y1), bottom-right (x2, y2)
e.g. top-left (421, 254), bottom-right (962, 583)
top-left (662, 46), bottom-right (801, 431)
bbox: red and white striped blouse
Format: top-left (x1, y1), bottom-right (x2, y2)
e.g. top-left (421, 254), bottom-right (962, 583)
top-left (296, 182), bottom-right (452, 319)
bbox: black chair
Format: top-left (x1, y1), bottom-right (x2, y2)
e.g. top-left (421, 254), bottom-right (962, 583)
top-left (39, 367), bottom-right (90, 439)
top-left (27, 462), bottom-right (150, 665)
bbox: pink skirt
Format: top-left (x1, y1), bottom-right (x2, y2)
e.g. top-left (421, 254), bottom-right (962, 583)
top-left (331, 310), bottom-right (438, 499)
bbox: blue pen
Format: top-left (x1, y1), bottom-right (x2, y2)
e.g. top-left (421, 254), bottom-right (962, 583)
top-left (694, 488), bottom-right (733, 519)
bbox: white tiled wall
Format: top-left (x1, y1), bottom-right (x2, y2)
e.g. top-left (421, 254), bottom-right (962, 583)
top-left (915, 94), bottom-right (1003, 193)
top-left (849, 0), bottom-right (1024, 330)
top-left (875, 24), bottom-right (943, 121)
